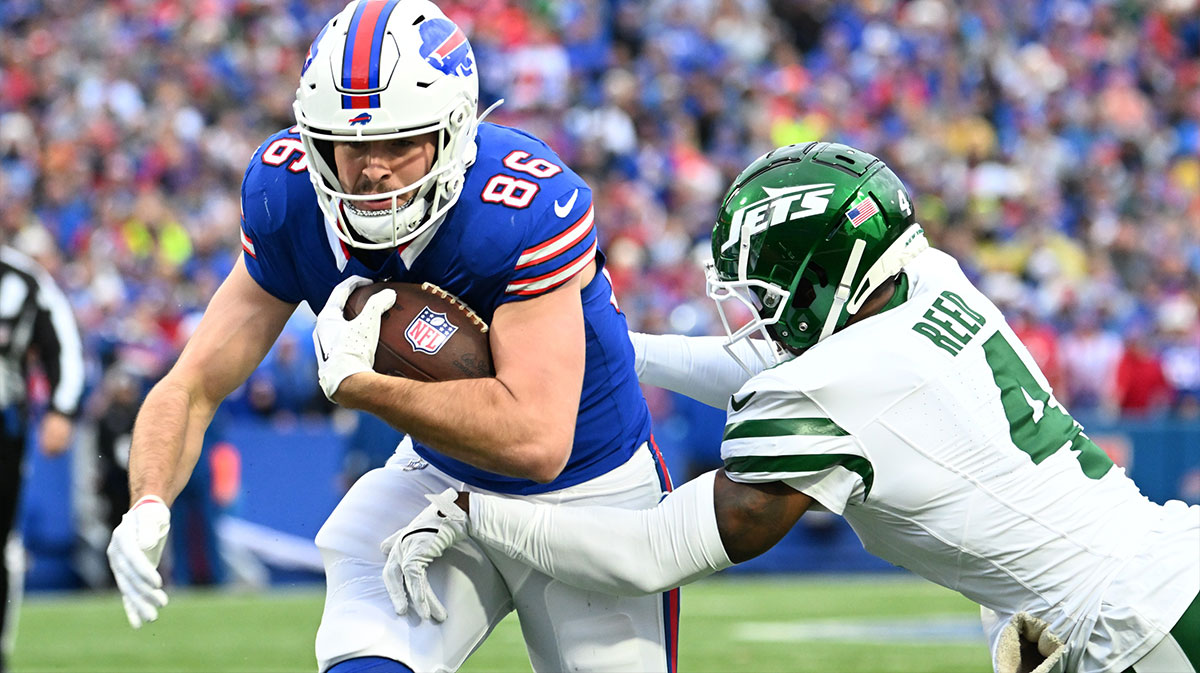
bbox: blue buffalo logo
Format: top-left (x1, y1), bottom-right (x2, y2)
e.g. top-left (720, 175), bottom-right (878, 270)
top-left (418, 18), bottom-right (474, 77)
top-left (348, 113), bottom-right (372, 126)
top-left (302, 20), bottom-right (331, 76)
top-left (302, 44), bottom-right (318, 76)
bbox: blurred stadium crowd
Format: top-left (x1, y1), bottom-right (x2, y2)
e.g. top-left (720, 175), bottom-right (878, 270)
top-left (2, 0), bottom-right (1198, 447)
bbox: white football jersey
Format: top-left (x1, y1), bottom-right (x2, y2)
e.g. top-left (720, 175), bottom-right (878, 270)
top-left (722, 249), bottom-right (1199, 673)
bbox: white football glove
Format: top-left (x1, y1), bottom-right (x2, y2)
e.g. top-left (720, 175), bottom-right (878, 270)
top-left (380, 488), bottom-right (468, 622)
top-left (313, 275), bottom-right (396, 401)
top-left (107, 495), bottom-right (171, 629)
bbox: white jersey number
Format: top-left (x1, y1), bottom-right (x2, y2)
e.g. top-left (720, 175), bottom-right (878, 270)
top-left (260, 137), bottom-right (309, 173)
top-left (480, 151), bottom-right (566, 209)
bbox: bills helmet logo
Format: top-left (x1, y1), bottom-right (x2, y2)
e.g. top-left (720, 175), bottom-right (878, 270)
top-left (348, 112), bottom-right (372, 126)
top-left (302, 20), bottom-right (331, 76)
top-left (405, 307), bottom-right (459, 355)
top-left (418, 18), bottom-right (474, 77)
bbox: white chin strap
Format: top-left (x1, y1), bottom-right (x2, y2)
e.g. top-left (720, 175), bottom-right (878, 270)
top-left (819, 238), bottom-right (867, 342)
top-left (817, 224), bottom-right (929, 344)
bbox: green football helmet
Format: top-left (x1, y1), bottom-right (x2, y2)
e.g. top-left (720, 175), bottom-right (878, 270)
top-left (707, 141), bottom-right (928, 368)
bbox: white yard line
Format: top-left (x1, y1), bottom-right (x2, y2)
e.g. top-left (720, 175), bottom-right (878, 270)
top-left (734, 615), bottom-right (985, 645)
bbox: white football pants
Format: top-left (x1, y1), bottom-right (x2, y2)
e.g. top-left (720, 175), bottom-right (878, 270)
top-left (314, 437), bottom-right (678, 673)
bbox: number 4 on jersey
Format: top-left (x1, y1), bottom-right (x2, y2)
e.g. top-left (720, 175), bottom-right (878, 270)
top-left (982, 333), bottom-right (1113, 479)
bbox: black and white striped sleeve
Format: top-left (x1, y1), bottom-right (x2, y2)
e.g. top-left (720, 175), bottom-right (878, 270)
top-left (31, 267), bottom-right (84, 417)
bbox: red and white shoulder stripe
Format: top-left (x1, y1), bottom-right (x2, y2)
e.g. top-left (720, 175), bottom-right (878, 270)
top-left (506, 239), bottom-right (597, 296)
top-left (506, 205), bottom-right (597, 296)
top-left (241, 227), bottom-right (257, 259)
top-left (515, 205), bottom-right (593, 270)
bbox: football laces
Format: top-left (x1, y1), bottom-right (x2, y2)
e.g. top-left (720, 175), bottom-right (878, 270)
top-left (419, 282), bottom-right (489, 333)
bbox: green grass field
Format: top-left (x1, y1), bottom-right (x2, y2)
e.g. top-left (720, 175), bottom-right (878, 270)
top-left (13, 574), bottom-right (991, 672)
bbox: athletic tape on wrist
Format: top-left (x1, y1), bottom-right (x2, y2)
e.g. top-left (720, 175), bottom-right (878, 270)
top-left (132, 495), bottom-right (166, 510)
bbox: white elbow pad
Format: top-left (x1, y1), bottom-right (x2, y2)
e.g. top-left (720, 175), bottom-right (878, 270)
top-left (470, 470), bottom-right (733, 596)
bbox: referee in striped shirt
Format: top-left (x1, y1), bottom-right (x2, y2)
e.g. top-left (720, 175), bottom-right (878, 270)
top-left (0, 243), bottom-right (83, 671)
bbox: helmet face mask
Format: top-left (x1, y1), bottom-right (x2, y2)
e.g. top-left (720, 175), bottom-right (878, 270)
top-left (705, 261), bottom-right (790, 372)
top-left (708, 142), bottom-right (929, 366)
top-left (294, 0), bottom-right (485, 250)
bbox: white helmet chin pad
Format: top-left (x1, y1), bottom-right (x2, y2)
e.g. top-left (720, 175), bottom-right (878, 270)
top-left (293, 0), bottom-right (484, 250)
top-left (338, 192), bottom-right (430, 245)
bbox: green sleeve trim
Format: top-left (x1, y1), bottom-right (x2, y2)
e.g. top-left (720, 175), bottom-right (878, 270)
top-left (723, 453), bottom-right (874, 498)
top-left (723, 417), bottom-right (849, 441)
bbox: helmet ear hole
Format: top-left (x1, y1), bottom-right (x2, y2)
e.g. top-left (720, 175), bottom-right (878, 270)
top-left (791, 277), bottom-right (816, 311)
top-left (789, 264), bottom-right (826, 311)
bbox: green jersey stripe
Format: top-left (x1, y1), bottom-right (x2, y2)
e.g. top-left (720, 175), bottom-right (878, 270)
top-left (723, 417), bottom-right (849, 441)
top-left (724, 454), bottom-right (874, 498)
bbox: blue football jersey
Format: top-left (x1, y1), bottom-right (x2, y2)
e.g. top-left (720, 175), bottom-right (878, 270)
top-left (239, 122), bottom-right (653, 494)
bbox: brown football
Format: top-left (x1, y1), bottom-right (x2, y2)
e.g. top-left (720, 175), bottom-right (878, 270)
top-left (343, 282), bottom-right (494, 382)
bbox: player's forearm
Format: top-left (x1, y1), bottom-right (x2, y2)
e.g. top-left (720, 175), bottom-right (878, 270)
top-left (466, 470), bottom-right (733, 595)
top-left (630, 333), bottom-right (769, 408)
top-left (127, 379), bottom-right (213, 505)
top-left (336, 372), bottom-right (573, 482)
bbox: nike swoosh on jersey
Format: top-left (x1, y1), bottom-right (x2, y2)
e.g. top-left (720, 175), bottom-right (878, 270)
top-left (730, 391), bottom-right (756, 412)
top-left (554, 189), bottom-right (579, 218)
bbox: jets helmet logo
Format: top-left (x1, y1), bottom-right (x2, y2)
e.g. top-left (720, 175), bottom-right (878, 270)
top-left (722, 183), bottom-right (835, 253)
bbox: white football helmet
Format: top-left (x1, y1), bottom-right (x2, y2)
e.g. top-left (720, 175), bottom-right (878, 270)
top-left (294, 0), bottom-right (481, 249)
